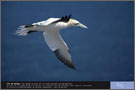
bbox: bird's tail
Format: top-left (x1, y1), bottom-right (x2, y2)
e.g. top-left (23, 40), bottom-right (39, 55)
top-left (15, 25), bottom-right (29, 36)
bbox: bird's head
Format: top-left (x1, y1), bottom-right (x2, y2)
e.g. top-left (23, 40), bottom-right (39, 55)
top-left (68, 19), bottom-right (88, 29)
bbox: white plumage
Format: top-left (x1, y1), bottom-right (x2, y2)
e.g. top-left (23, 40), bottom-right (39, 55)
top-left (16, 15), bottom-right (88, 70)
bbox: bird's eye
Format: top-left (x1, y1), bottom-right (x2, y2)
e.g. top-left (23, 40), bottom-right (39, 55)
top-left (74, 23), bottom-right (79, 25)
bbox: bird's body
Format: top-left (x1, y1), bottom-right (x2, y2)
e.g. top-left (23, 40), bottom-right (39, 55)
top-left (16, 15), bottom-right (88, 70)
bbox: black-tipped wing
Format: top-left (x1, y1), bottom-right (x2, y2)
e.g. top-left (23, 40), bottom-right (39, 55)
top-left (43, 31), bottom-right (75, 69)
top-left (51, 15), bottom-right (71, 24)
top-left (60, 14), bottom-right (71, 22)
top-left (54, 49), bottom-right (75, 69)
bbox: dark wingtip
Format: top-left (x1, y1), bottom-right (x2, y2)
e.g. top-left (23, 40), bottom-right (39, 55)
top-left (65, 15), bottom-right (68, 19)
top-left (61, 16), bottom-right (64, 20)
top-left (25, 24), bottom-right (34, 28)
top-left (72, 66), bottom-right (77, 71)
top-left (67, 14), bottom-right (72, 21)
top-left (54, 49), bottom-right (76, 70)
top-left (69, 14), bottom-right (71, 18)
top-left (69, 63), bottom-right (77, 70)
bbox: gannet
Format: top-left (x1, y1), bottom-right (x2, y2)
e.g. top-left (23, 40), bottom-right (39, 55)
top-left (16, 15), bottom-right (88, 70)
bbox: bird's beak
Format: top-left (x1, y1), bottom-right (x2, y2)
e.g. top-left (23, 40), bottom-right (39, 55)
top-left (78, 23), bottom-right (88, 29)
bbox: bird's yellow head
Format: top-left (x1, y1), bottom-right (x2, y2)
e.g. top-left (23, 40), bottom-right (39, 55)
top-left (68, 19), bottom-right (88, 29)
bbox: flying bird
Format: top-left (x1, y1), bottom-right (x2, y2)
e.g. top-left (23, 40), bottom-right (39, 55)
top-left (16, 15), bottom-right (88, 70)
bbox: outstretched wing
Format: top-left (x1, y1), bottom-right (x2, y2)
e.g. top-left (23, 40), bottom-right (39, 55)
top-left (32, 15), bottom-right (71, 26)
top-left (51, 14), bottom-right (71, 24)
top-left (16, 15), bottom-right (71, 36)
top-left (16, 18), bottom-right (60, 36)
top-left (32, 18), bottom-right (60, 26)
top-left (43, 31), bottom-right (75, 69)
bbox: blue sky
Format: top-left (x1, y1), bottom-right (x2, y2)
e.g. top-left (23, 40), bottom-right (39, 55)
top-left (1, 1), bottom-right (134, 81)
